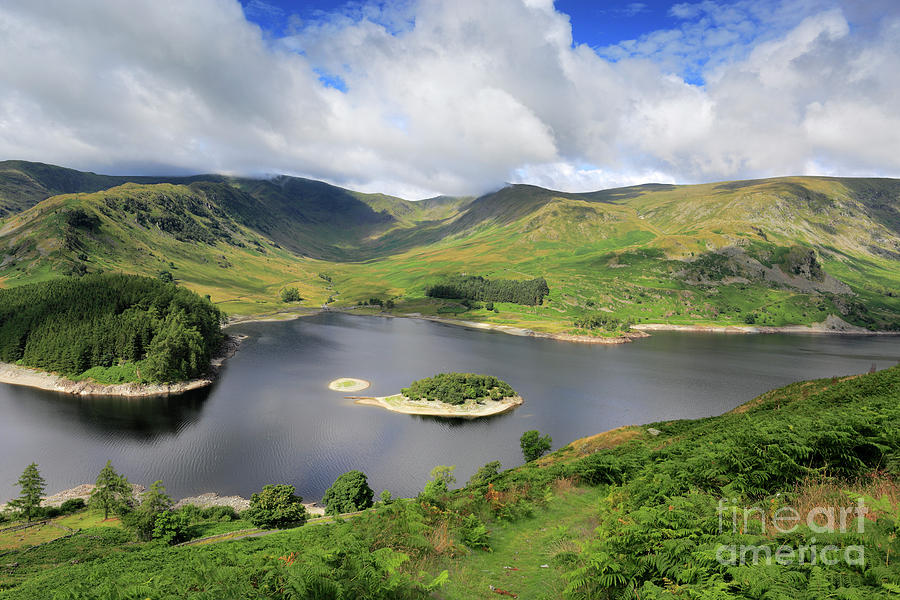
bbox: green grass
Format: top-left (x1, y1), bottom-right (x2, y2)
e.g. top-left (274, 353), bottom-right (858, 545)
top-left (0, 511), bottom-right (122, 551)
top-left (434, 484), bottom-right (605, 599)
top-left (187, 519), bottom-right (256, 539)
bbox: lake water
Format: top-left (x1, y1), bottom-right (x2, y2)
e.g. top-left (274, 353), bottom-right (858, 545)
top-left (1, 312), bottom-right (897, 503)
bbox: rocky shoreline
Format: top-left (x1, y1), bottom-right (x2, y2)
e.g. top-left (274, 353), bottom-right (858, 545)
top-left (632, 315), bottom-right (900, 335)
top-left (227, 306), bottom-right (897, 346)
top-left (4, 484), bottom-right (324, 517)
top-left (0, 334), bottom-right (246, 397)
top-left (353, 393), bottom-right (524, 419)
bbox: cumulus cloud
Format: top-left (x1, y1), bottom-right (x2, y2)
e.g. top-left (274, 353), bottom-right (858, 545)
top-left (0, 0), bottom-right (898, 198)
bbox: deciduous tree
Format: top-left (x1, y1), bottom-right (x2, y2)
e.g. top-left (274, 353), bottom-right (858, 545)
top-left (520, 430), bottom-right (552, 462)
top-left (322, 470), bottom-right (374, 516)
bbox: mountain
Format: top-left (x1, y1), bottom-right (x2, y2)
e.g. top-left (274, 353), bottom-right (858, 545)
top-left (0, 161), bottom-right (897, 330)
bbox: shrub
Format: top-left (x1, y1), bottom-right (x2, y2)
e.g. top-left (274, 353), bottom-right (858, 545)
top-left (467, 460), bottom-right (502, 487)
top-left (520, 430), bottom-right (552, 462)
top-left (460, 514), bottom-right (491, 550)
top-left (200, 505), bottom-right (238, 521)
top-left (280, 287), bottom-right (301, 302)
top-left (322, 470), bottom-right (375, 516)
top-left (244, 484), bottom-right (308, 529)
top-left (152, 510), bottom-right (191, 545)
top-left (122, 509), bottom-right (158, 542)
top-left (422, 465), bottom-right (456, 504)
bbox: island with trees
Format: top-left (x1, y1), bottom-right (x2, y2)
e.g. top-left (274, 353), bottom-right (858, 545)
top-left (0, 273), bottom-right (237, 396)
top-left (351, 372), bottom-right (523, 418)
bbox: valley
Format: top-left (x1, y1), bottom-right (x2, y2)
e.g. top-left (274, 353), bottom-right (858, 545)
top-left (0, 161), bottom-right (898, 336)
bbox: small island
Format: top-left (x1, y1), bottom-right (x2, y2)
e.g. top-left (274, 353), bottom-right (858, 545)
top-left (327, 377), bottom-right (371, 392)
top-left (352, 372), bottom-right (523, 419)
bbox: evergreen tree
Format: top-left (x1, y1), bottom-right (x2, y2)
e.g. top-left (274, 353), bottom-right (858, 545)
top-left (123, 480), bottom-right (174, 542)
top-left (141, 480), bottom-right (173, 514)
top-left (8, 462), bottom-right (45, 522)
top-left (90, 460), bottom-right (133, 520)
top-left (425, 275), bottom-right (549, 306)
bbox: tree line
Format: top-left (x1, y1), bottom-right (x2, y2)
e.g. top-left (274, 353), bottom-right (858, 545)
top-left (0, 273), bottom-right (224, 382)
top-left (573, 313), bottom-right (634, 331)
top-left (424, 275), bottom-right (549, 306)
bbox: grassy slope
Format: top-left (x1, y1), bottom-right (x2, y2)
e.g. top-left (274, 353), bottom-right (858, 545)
top-left (1, 366), bottom-right (897, 598)
top-left (0, 163), bottom-right (897, 329)
top-left (0, 183), bottom-right (334, 314)
top-left (327, 177), bottom-right (900, 332)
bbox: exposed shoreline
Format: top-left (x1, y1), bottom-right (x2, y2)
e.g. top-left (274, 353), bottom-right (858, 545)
top-left (352, 393), bottom-right (524, 419)
top-left (328, 308), bottom-right (648, 344)
top-left (632, 315), bottom-right (900, 336)
top-left (224, 305), bottom-right (899, 343)
top-left (2, 484), bottom-right (325, 516)
top-left (0, 334), bottom-right (246, 397)
top-left (225, 306), bottom-right (322, 327)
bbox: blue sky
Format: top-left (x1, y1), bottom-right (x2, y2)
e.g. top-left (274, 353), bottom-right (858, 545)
top-left (241, 0), bottom-right (683, 45)
top-left (2, 0), bottom-right (899, 198)
top-left (241, 0), bottom-right (723, 84)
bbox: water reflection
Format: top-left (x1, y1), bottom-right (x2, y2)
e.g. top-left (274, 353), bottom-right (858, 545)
top-left (4, 384), bottom-right (211, 440)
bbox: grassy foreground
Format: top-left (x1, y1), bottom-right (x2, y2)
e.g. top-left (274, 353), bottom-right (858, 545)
top-left (1, 366), bottom-right (898, 598)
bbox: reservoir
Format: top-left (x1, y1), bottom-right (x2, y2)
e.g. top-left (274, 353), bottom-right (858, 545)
top-left (0, 312), bottom-right (897, 502)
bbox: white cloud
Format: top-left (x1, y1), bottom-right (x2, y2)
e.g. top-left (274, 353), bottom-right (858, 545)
top-left (0, 0), bottom-right (898, 199)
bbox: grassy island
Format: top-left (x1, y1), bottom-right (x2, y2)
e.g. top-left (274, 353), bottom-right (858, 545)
top-left (353, 373), bottom-right (522, 418)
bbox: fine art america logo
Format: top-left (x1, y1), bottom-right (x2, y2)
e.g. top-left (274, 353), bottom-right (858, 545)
top-left (716, 497), bottom-right (868, 566)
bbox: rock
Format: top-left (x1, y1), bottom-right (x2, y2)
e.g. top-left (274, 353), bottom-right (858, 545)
top-left (647, 428), bottom-right (661, 436)
top-left (174, 493), bottom-right (251, 512)
top-left (173, 492), bottom-right (325, 516)
top-left (39, 483), bottom-right (145, 507)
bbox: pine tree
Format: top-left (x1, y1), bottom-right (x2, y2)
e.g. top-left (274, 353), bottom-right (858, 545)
top-left (9, 462), bottom-right (45, 522)
top-left (140, 480), bottom-right (173, 514)
top-left (89, 460), bottom-right (133, 520)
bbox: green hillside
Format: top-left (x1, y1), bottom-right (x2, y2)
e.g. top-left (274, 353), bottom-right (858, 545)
top-left (0, 161), bottom-right (897, 331)
top-left (329, 177), bottom-right (900, 332)
top-left (2, 366), bottom-right (897, 598)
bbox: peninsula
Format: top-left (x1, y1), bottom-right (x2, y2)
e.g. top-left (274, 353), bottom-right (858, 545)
top-left (0, 273), bottom-right (231, 396)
